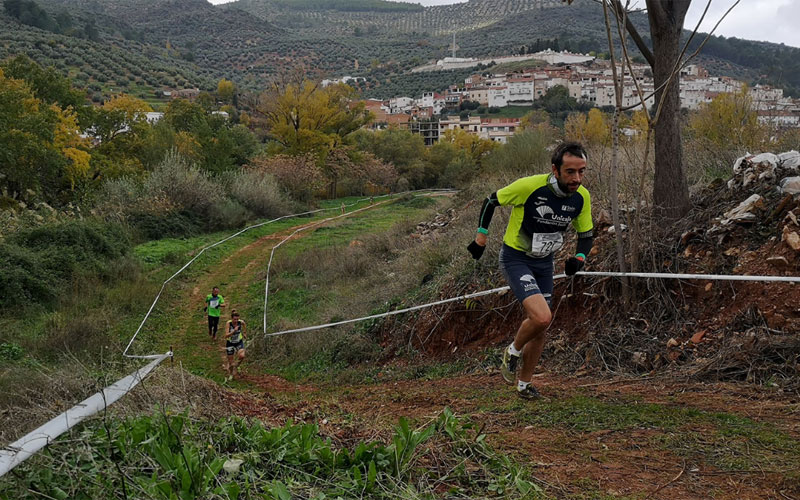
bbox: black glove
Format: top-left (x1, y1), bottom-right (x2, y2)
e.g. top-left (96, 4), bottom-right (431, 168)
top-left (203, 306), bottom-right (207, 312)
top-left (565, 256), bottom-right (584, 276)
top-left (467, 240), bottom-right (486, 260)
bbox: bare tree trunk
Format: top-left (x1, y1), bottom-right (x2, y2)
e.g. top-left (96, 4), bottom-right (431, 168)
top-left (603, 0), bottom-right (630, 304)
top-left (610, 108), bottom-right (630, 303)
top-left (648, 0), bottom-right (691, 217)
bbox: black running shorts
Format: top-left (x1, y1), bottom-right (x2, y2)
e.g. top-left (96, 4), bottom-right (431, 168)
top-left (226, 340), bottom-right (244, 356)
top-left (499, 243), bottom-right (554, 306)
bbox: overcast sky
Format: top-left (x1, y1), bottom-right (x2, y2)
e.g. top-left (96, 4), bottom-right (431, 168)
top-left (208, 0), bottom-right (800, 48)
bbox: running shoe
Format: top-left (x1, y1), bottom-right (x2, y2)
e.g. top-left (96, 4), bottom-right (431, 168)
top-left (500, 346), bottom-right (519, 384)
top-left (517, 384), bottom-right (541, 400)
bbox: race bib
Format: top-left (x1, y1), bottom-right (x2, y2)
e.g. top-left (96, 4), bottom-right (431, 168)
top-left (209, 298), bottom-right (220, 309)
top-left (528, 232), bottom-right (563, 258)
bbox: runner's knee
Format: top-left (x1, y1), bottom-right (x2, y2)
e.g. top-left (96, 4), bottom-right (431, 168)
top-left (530, 312), bottom-right (551, 329)
top-left (525, 306), bottom-right (551, 329)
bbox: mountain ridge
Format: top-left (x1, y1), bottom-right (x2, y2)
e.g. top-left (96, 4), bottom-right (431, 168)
top-left (3, 0), bottom-right (799, 99)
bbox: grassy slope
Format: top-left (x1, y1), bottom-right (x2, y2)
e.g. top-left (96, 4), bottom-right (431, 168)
top-left (129, 194), bottom-right (451, 382)
top-left (2, 192), bottom-right (799, 499)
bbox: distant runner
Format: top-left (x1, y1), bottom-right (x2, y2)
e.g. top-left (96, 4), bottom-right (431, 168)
top-left (204, 286), bottom-right (225, 340)
top-left (468, 141), bottom-right (594, 399)
top-left (225, 310), bottom-right (246, 379)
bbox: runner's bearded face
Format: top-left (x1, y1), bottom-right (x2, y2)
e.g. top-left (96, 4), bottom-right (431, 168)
top-left (553, 153), bottom-right (587, 193)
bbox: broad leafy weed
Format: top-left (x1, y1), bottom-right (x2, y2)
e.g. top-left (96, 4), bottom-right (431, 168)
top-left (0, 408), bottom-right (543, 499)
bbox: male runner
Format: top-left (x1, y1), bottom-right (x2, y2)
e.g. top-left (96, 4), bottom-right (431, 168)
top-left (468, 142), bottom-right (594, 399)
top-left (225, 310), bottom-right (246, 379)
top-left (204, 286), bottom-right (225, 340)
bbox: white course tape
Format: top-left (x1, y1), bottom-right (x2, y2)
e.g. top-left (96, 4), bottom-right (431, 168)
top-left (0, 190), bottom-right (456, 479)
top-left (0, 352), bottom-right (171, 477)
top-left (261, 189), bottom-right (457, 333)
top-left (265, 270), bottom-right (800, 337)
top-left (577, 270), bottom-right (800, 283)
top-left (266, 286), bottom-right (511, 336)
top-left (123, 189), bottom-right (454, 358)
top-left (262, 200), bottom-right (392, 333)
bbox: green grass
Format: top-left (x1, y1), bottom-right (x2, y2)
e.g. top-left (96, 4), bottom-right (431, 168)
top-left (661, 411), bottom-right (800, 472)
top-left (269, 288), bottom-right (315, 323)
top-left (470, 106), bottom-right (535, 119)
top-left (274, 197), bottom-right (436, 258)
top-left (508, 394), bottom-right (699, 432)
top-left (133, 192), bottom-right (450, 381)
top-left (488, 58), bottom-right (546, 74)
top-left (0, 408), bottom-right (541, 500)
top-left (133, 196), bottom-right (376, 273)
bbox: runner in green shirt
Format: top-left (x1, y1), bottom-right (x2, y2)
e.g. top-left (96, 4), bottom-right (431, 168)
top-left (204, 286), bottom-right (225, 340)
top-left (468, 142), bottom-right (594, 399)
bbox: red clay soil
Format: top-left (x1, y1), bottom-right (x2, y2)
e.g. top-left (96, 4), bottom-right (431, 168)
top-left (388, 208), bottom-right (800, 386)
top-left (198, 191), bottom-right (800, 498)
top-left (230, 370), bottom-right (799, 500)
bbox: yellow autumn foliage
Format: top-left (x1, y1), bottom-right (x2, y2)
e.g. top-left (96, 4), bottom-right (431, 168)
top-left (104, 94), bottom-right (153, 121)
top-left (53, 105), bottom-right (92, 188)
top-left (260, 81), bottom-right (371, 154)
top-left (687, 84), bottom-right (768, 152)
top-left (440, 127), bottom-right (497, 164)
top-left (565, 108), bottom-right (611, 146)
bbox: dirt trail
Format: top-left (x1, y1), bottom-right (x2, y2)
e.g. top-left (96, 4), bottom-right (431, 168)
top-left (167, 201), bottom-right (394, 378)
top-left (234, 370), bottom-right (799, 500)
top-left (160, 200), bottom-right (799, 500)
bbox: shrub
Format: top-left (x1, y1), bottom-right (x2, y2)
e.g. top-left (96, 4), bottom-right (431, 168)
top-left (209, 198), bottom-right (250, 230)
top-left (483, 129), bottom-right (552, 176)
top-left (0, 342), bottom-right (23, 361)
top-left (0, 220), bottom-right (130, 307)
top-left (248, 153), bottom-right (325, 203)
top-left (96, 176), bottom-right (144, 218)
top-left (223, 169), bottom-right (292, 218)
top-left (144, 150), bottom-right (222, 215)
top-left (98, 151), bottom-right (296, 237)
top-left (126, 210), bottom-right (204, 239)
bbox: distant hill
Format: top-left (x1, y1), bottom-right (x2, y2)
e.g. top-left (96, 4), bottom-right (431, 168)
top-left (0, 7), bottom-right (215, 102)
top-left (230, 0), bottom-right (566, 36)
top-left (1, 0), bottom-right (798, 100)
top-left (264, 0), bottom-right (425, 12)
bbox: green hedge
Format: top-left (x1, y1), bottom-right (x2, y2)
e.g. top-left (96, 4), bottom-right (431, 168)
top-left (0, 220), bottom-right (130, 308)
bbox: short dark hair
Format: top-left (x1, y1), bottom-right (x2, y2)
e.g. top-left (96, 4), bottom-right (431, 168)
top-left (551, 141), bottom-right (587, 170)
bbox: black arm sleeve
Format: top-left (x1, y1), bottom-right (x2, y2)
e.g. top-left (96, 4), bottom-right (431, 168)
top-left (576, 231), bottom-right (594, 258)
top-left (478, 192), bottom-right (499, 231)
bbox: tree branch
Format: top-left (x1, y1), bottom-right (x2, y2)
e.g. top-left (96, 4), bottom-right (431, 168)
top-left (617, 0), bottom-right (741, 113)
top-left (611, 0), bottom-right (654, 67)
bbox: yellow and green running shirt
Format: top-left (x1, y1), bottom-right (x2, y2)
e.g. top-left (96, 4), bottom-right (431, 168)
top-left (226, 320), bottom-right (245, 343)
top-left (494, 173), bottom-right (593, 257)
